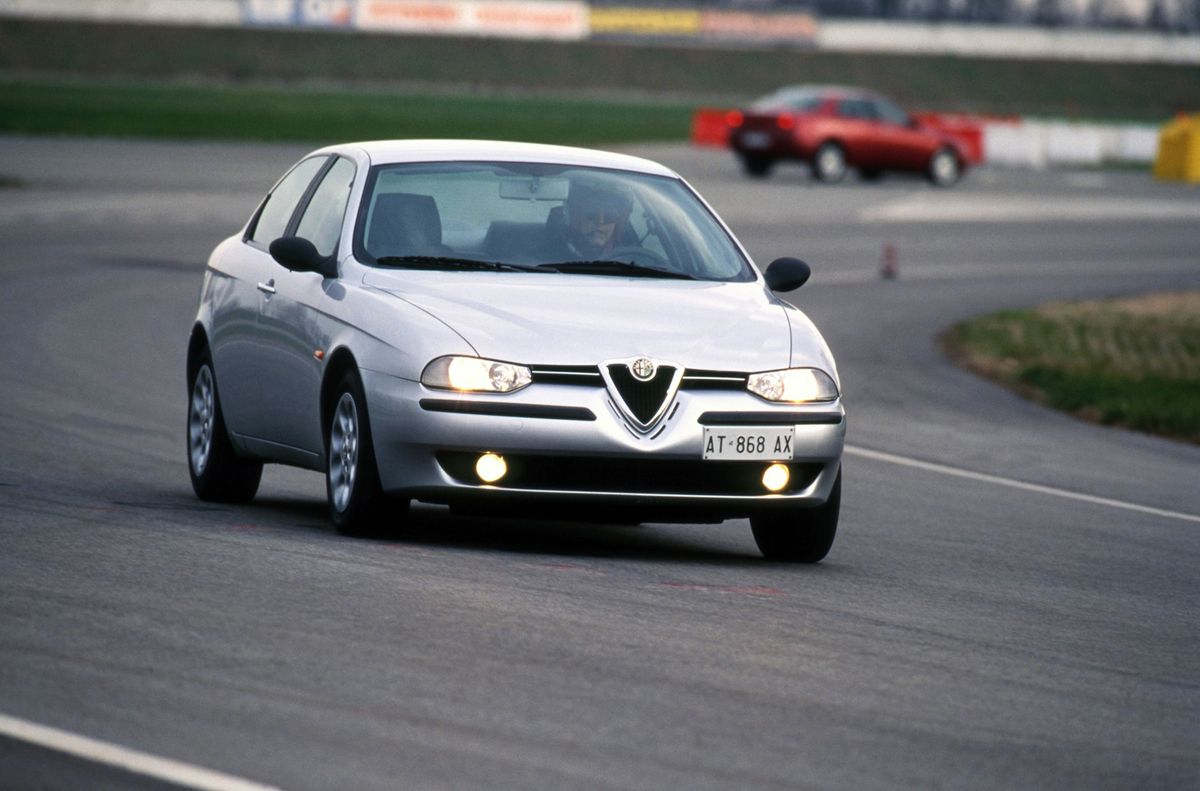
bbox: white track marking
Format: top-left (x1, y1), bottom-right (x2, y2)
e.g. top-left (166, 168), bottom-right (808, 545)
top-left (812, 258), bottom-right (1198, 286)
top-left (859, 194), bottom-right (1200, 223)
top-left (845, 445), bottom-right (1200, 525)
top-left (0, 713), bottom-right (282, 791)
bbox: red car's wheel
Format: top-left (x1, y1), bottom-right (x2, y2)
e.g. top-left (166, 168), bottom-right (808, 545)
top-left (812, 142), bottom-right (847, 184)
top-left (928, 147), bottom-right (961, 187)
top-left (739, 154), bottom-right (773, 178)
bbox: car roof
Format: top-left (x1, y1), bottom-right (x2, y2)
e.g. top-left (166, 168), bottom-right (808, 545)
top-left (313, 139), bottom-right (680, 178)
top-left (762, 84), bottom-right (879, 101)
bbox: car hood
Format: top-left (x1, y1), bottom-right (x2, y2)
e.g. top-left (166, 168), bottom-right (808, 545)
top-left (361, 271), bottom-right (793, 370)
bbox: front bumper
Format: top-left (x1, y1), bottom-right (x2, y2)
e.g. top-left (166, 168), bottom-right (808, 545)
top-left (361, 369), bottom-right (846, 522)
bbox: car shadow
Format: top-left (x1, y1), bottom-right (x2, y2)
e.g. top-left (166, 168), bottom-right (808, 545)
top-left (239, 495), bottom-right (768, 566)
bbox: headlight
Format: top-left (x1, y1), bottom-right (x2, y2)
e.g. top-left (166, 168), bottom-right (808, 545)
top-left (421, 356), bottom-right (532, 393)
top-left (747, 368), bottom-right (838, 403)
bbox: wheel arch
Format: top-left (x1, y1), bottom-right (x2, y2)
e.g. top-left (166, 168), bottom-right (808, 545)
top-left (187, 323), bottom-right (209, 385)
top-left (815, 137), bottom-right (846, 156)
top-left (320, 347), bottom-right (361, 449)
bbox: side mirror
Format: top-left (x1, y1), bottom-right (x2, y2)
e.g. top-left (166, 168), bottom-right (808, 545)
top-left (269, 237), bottom-right (337, 278)
top-left (764, 257), bottom-right (811, 292)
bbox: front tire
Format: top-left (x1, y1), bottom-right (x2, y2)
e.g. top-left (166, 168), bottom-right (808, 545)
top-left (326, 369), bottom-right (407, 536)
top-left (927, 147), bottom-right (961, 187)
top-left (750, 469), bottom-right (841, 562)
top-left (187, 351), bottom-right (262, 503)
top-left (812, 142), bottom-right (848, 183)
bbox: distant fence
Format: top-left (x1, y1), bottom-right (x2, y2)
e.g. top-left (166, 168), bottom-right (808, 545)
top-left (2, 0), bottom-right (1199, 61)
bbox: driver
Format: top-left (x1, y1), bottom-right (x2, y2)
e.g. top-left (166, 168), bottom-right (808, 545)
top-left (560, 180), bottom-right (633, 258)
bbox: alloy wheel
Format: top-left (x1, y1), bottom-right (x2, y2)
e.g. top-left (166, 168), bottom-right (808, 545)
top-left (930, 150), bottom-right (960, 186)
top-left (814, 144), bottom-right (847, 183)
top-left (189, 364), bottom-right (215, 476)
top-left (329, 392), bottom-right (359, 513)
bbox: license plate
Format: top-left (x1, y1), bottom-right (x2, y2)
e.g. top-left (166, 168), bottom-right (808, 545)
top-left (702, 427), bottom-right (794, 460)
top-left (739, 131), bottom-right (771, 149)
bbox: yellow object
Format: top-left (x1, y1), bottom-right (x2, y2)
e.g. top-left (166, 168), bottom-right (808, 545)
top-left (589, 7), bottom-right (701, 36)
top-left (1153, 114), bottom-right (1200, 183)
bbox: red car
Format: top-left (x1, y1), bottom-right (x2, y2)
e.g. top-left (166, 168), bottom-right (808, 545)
top-left (728, 85), bottom-right (966, 186)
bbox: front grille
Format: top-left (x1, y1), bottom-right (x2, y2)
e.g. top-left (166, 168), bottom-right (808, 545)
top-left (679, 370), bottom-right (747, 391)
top-left (529, 365), bottom-right (746, 393)
top-left (437, 452), bottom-right (823, 496)
top-left (607, 363), bottom-right (677, 425)
top-left (530, 365), bottom-right (603, 386)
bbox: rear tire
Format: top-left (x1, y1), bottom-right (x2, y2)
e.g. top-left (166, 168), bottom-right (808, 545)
top-left (927, 147), bottom-right (961, 187)
top-left (326, 369), bottom-right (408, 537)
top-left (750, 468), bottom-right (840, 562)
top-left (187, 350), bottom-right (262, 503)
top-left (739, 154), bottom-right (773, 178)
top-left (812, 142), bottom-right (848, 183)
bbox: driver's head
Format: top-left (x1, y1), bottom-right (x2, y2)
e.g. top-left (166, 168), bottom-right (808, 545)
top-left (566, 180), bottom-right (631, 254)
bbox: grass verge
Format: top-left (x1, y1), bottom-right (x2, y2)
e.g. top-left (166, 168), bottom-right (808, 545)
top-left (0, 79), bottom-right (693, 145)
top-left (2, 19), bottom-right (1198, 121)
top-left (943, 292), bottom-right (1200, 444)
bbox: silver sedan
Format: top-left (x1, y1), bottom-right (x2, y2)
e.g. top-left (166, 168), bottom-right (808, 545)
top-left (186, 140), bottom-right (845, 561)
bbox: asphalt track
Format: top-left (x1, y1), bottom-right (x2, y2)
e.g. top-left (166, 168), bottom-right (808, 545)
top-left (1, 136), bottom-right (1198, 790)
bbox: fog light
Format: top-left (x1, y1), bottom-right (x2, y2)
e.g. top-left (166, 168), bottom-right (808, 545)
top-left (762, 463), bottom-right (790, 492)
top-left (475, 453), bottom-right (507, 484)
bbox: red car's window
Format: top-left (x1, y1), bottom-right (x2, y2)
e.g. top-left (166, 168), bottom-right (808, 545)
top-left (836, 100), bottom-right (876, 120)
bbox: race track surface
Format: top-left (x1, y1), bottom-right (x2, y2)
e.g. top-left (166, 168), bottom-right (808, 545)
top-left (1, 136), bottom-right (1198, 790)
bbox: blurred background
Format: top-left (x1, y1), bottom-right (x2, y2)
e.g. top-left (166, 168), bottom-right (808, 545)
top-left (0, 0), bottom-right (1197, 168)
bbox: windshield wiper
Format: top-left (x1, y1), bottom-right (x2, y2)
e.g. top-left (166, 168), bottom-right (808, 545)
top-left (539, 260), bottom-right (695, 280)
top-left (374, 255), bottom-right (545, 273)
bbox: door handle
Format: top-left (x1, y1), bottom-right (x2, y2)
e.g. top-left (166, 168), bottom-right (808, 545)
top-left (257, 279), bottom-right (276, 295)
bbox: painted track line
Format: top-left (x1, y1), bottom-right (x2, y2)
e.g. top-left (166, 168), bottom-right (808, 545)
top-left (845, 445), bottom-right (1200, 525)
top-left (0, 713), bottom-right (281, 791)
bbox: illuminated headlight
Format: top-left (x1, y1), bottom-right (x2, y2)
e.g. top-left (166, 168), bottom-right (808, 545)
top-left (747, 368), bottom-right (838, 403)
top-left (421, 356), bottom-right (532, 393)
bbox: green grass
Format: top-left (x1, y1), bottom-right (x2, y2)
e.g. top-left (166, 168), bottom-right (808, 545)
top-left (2, 19), bottom-right (1198, 121)
top-left (0, 79), bottom-right (693, 144)
top-left (944, 293), bottom-right (1200, 443)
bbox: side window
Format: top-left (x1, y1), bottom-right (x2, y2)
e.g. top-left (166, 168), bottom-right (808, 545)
top-left (249, 156), bottom-right (328, 246)
top-left (295, 157), bottom-right (356, 257)
top-left (837, 100), bottom-right (875, 121)
top-left (875, 99), bottom-right (911, 126)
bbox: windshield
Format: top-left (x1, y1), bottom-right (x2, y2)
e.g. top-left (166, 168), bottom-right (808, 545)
top-left (353, 162), bottom-right (755, 282)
